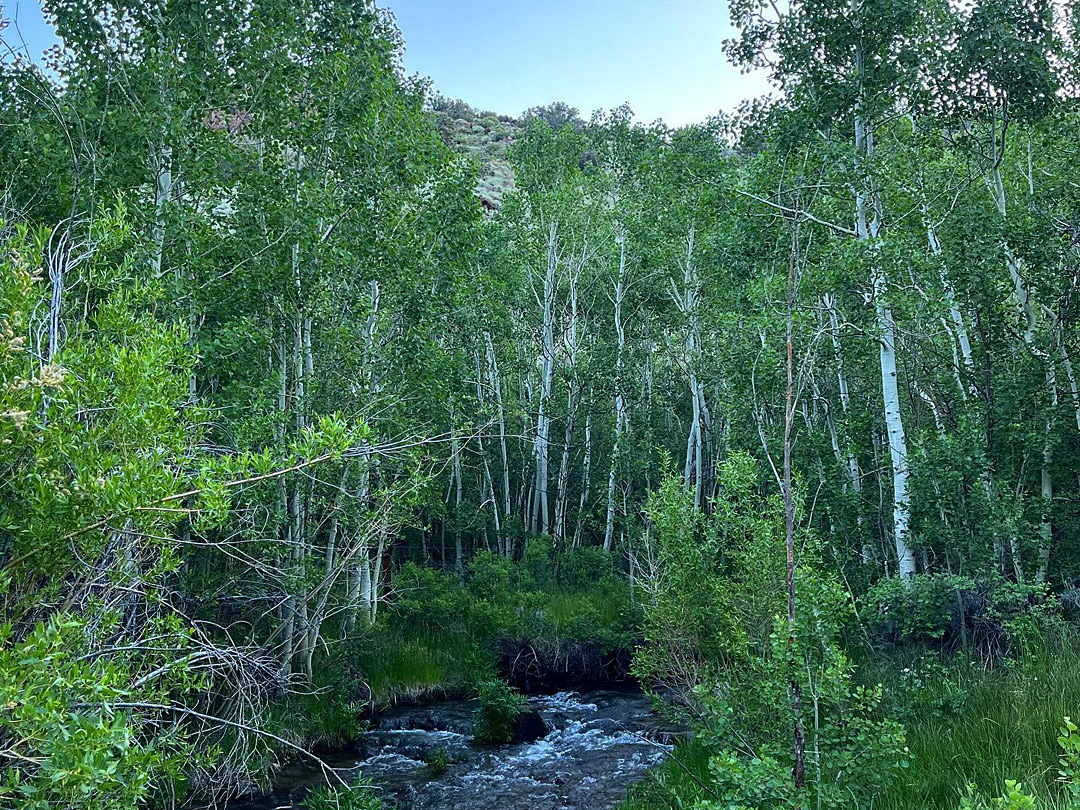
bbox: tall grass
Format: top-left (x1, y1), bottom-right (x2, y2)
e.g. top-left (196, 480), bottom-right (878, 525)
top-left (269, 627), bottom-right (496, 749)
top-left (620, 738), bottom-right (715, 810)
top-left (356, 628), bottom-right (494, 705)
top-left (867, 642), bottom-right (1080, 809)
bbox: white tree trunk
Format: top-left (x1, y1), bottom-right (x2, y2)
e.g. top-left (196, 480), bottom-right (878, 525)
top-left (673, 224), bottom-right (708, 510)
top-left (854, 90), bottom-right (916, 579)
top-left (554, 387), bottom-right (577, 545)
top-left (553, 251), bottom-right (583, 544)
top-left (451, 411), bottom-right (464, 576)
top-left (484, 331), bottom-right (513, 548)
top-left (533, 221), bottom-right (559, 537)
top-left (604, 237), bottom-right (628, 553)
top-left (573, 408), bottom-right (592, 549)
top-left (150, 143), bottom-right (172, 278)
top-left (474, 350), bottom-right (503, 547)
top-left (873, 271), bottom-right (916, 578)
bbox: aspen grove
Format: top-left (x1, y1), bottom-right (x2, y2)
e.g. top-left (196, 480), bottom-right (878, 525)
top-left (5, 0), bottom-right (1080, 807)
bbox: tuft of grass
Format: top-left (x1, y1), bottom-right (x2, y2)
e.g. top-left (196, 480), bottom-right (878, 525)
top-left (473, 679), bottom-right (525, 744)
top-left (423, 746), bottom-right (449, 776)
top-left (268, 661), bottom-right (364, 751)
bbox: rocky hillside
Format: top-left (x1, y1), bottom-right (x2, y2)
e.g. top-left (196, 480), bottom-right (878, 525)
top-left (429, 96), bottom-right (521, 212)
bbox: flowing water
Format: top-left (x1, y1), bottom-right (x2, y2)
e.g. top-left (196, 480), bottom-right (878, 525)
top-left (235, 688), bottom-right (680, 809)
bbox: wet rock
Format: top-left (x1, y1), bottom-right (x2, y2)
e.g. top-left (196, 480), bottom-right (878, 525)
top-left (372, 704), bottom-right (477, 736)
top-left (511, 708), bottom-right (549, 743)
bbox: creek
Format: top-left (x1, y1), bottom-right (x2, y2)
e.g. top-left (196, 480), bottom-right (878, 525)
top-left (235, 688), bottom-right (679, 809)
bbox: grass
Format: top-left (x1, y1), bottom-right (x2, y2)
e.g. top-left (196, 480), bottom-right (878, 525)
top-left (355, 628), bottom-right (495, 706)
top-left (620, 738), bottom-right (715, 810)
top-left (271, 625), bottom-right (497, 750)
top-left (621, 639), bottom-right (1080, 810)
top-left (867, 641), bottom-right (1080, 809)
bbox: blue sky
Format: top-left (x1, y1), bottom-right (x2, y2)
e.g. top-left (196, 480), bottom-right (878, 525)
top-left (2, 0), bottom-right (772, 127)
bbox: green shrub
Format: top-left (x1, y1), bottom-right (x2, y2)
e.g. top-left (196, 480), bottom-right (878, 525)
top-left (696, 580), bottom-right (909, 810)
top-left (1058, 717), bottom-right (1080, 805)
top-left (892, 653), bottom-right (971, 724)
top-left (472, 679), bottom-right (524, 744)
top-left (958, 781), bottom-right (1037, 810)
top-left (519, 538), bottom-right (555, 590)
top-left (392, 561), bottom-right (477, 634)
top-left (863, 574), bottom-right (1059, 657)
top-left (468, 550), bottom-right (514, 600)
top-left (557, 546), bottom-right (614, 590)
top-left (0, 616), bottom-right (191, 810)
top-left (636, 464), bottom-right (908, 809)
top-left (424, 746), bottom-right (449, 776)
top-left (302, 778), bottom-right (381, 810)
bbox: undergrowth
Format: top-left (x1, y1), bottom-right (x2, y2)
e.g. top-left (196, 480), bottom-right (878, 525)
top-left (622, 638), bottom-right (1080, 810)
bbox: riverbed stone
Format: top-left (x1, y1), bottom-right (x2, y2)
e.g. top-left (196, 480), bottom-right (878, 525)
top-left (511, 707), bottom-right (549, 743)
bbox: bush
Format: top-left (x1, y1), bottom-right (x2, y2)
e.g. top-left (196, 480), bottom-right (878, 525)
top-left (302, 778), bottom-right (381, 810)
top-left (635, 464), bottom-right (908, 809)
top-left (472, 679), bottom-right (524, 744)
top-left (862, 574), bottom-right (1059, 657)
top-left (519, 538), bottom-right (555, 590)
top-left (892, 654), bottom-right (971, 724)
top-left (468, 550), bottom-right (513, 600)
top-left (557, 546), bottom-right (614, 590)
top-left (392, 562), bottom-right (476, 634)
top-left (0, 616), bottom-right (191, 810)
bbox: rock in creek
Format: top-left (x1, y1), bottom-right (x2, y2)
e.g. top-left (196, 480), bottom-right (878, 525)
top-left (510, 707), bottom-right (549, 743)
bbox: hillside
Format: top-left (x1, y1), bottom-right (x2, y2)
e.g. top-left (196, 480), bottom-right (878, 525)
top-left (429, 96), bottom-right (521, 211)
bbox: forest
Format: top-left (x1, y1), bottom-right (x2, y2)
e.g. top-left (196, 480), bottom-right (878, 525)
top-left (4, 0), bottom-right (1080, 807)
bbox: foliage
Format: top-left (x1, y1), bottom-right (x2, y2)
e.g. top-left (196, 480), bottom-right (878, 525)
top-left (472, 679), bottom-right (525, 744)
top-left (867, 642), bottom-right (1080, 809)
top-left (1058, 718), bottom-right (1080, 806)
top-left (424, 746), bottom-right (450, 776)
top-left (863, 574), bottom-right (1061, 657)
top-left (635, 462), bottom-right (908, 808)
top-left (958, 781), bottom-right (1038, 810)
top-left (632, 455), bottom-right (787, 708)
top-left (6, 0), bottom-right (1080, 800)
top-left (301, 779), bottom-right (382, 810)
top-left (0, 616), bottom-right (190, 809)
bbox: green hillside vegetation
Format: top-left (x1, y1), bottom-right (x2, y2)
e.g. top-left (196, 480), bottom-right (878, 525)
top-left (429, 94), bottom-right (521, 211)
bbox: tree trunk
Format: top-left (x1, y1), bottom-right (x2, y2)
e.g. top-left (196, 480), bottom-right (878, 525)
top-left (675, 224), bottom-right (708, 510)
top-left (573, 407), bottom-right (592, 549)
top-left (533, 221), bottom-right (558, 537)
top-left (554, 251), bottom-right (583, 545)
top-left (149, 143), bottom-right (172, 278)
top-left (604, 237), bottom-right (628, 553)
top-left (853, 83), bottom-right (916, 580)
top-left (484, 331), bottom-right (513, 551)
